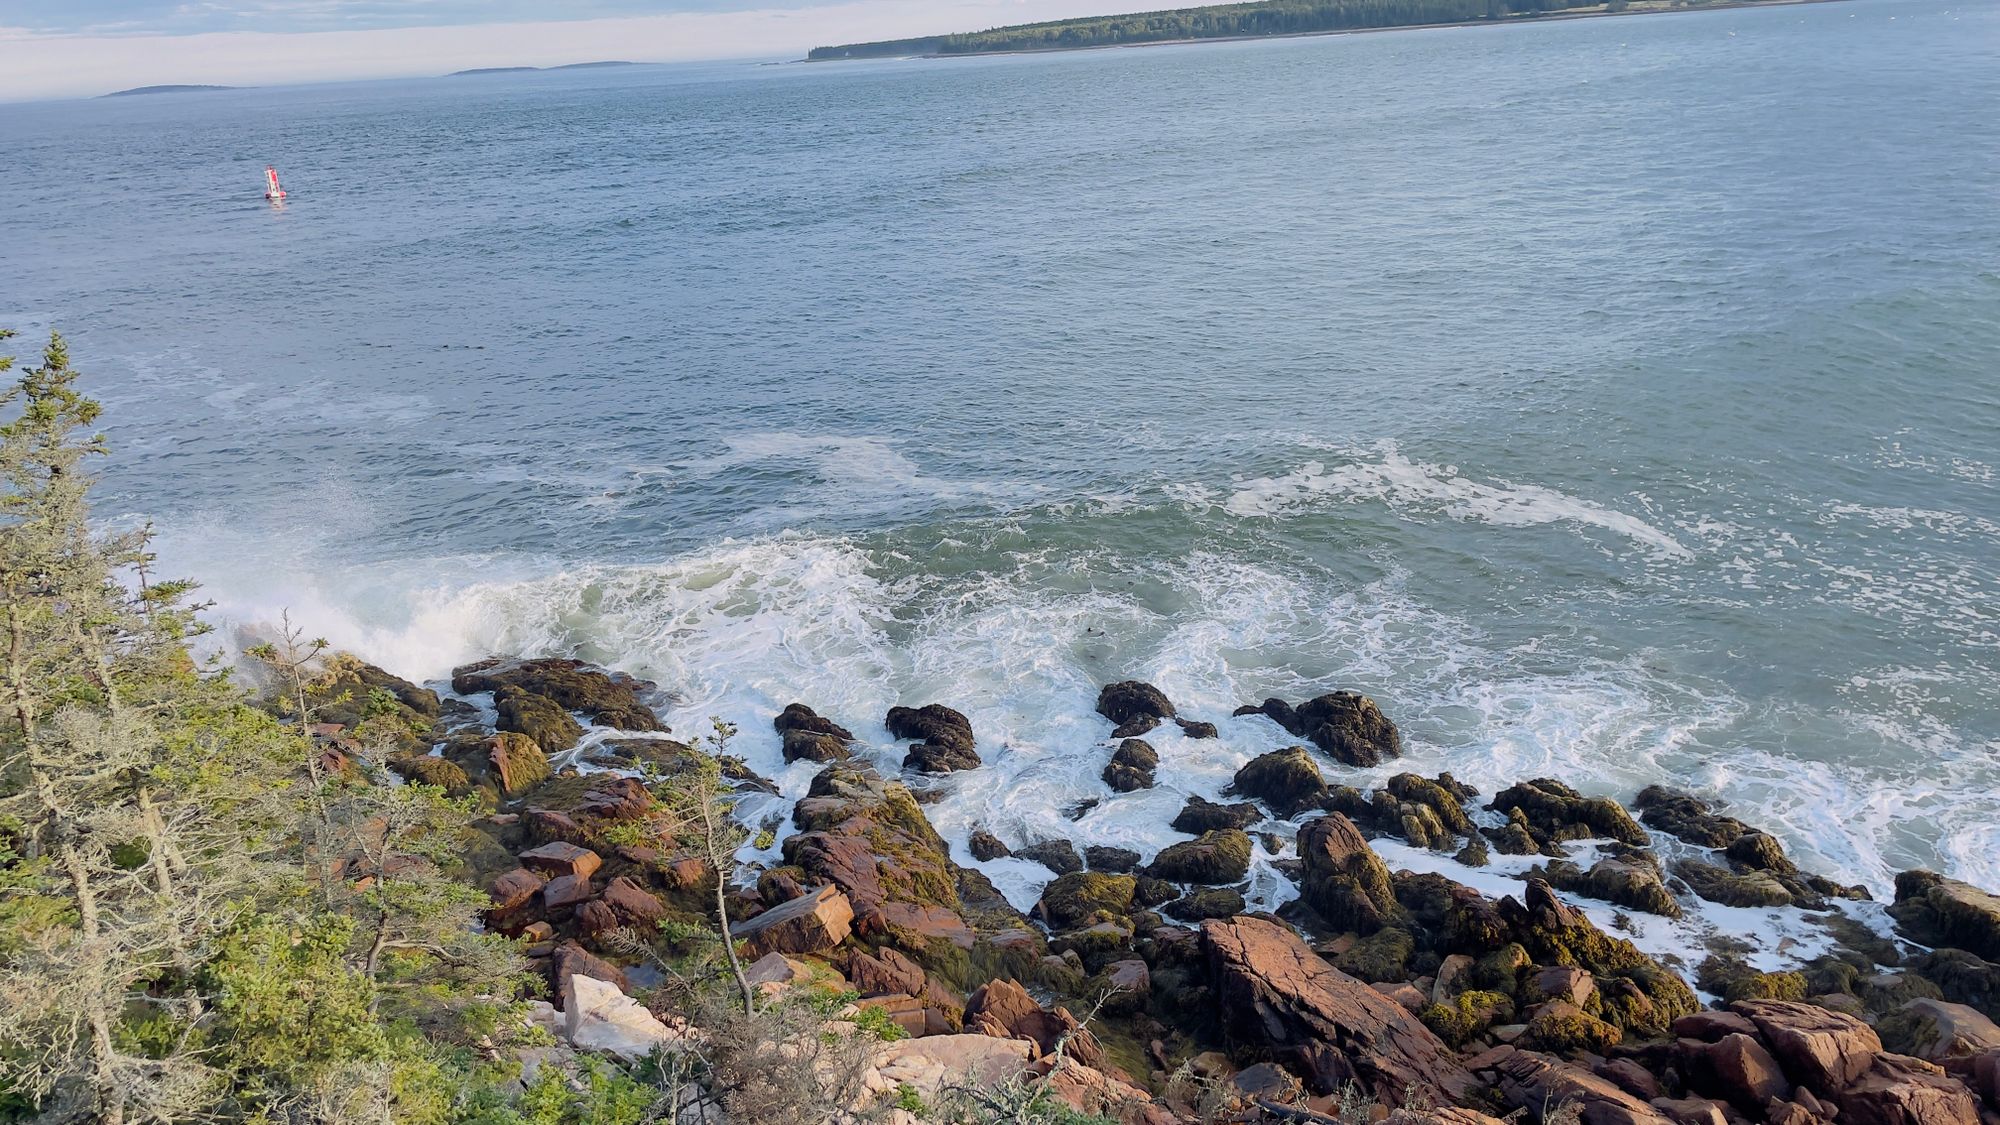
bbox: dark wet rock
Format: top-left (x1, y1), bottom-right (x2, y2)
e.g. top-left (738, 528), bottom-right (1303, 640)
top-left (1035, 872), bottom-right (1137, 931)
top-left (1095, 680), bottom-right (1175, 726)
top-left (1063, 797), bottom-right (1099, 821)
top-left (1110, 714), bottom-right (1159, 739)
top-left (494, 685), bottom-right (585, 754)
top-left (1298, 813), bottom-right (1402, 936)
top-left (1240, 692), bottom-right (1403, 767)
top-left (1170, 795), bottom-right (1261, 834)
top-left (1133, 876), bottom-right (1178, 910)
top-left (782, 727), bottom-right (851, 763)
top-left (1488, 778), bottom-right (1650, 851)
top-left (773, 701), bottom-right (854, 742)
top-left (1164, 887), bottom-right (1247, 922)
top-left (1174, 718), bottom-right (1218, 739)
top-left (454, 657), bottom-right (663, 732)
top-left (1084, 845), bottom-right (1139, 874)
top-left (1892, 871), bottom-right (2000, 962)
top-left (1905, 949), bottom-right (2000, 1020)
top-left (1228, 745), bottom-right (1329, 817)
top-left (1456, 836), bottom-right (1492, 867)
top-left (1535, 855), bottom-right (1682, 918)
top-left (1146, 829), bottom-right (1252, 885)
top-left (1202, 914), bottom-right (1473, 1102)
top-left (1016, 839), bottom-right (1084, 876)
top-left (1634, 786), bottom-right (1749, 849)
top-left (886, 702), bottom-right (980, 774)
top-left (1101, 738), bottom-right (1159, 792)
top-left (968, 830), bottom-right (1011, 862)
top-left (1674, 859), bottom-right (1796, 908)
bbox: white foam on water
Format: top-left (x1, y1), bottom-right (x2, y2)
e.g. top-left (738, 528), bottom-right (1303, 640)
top-left (159, 525), bottom-right (1990, 955)
top-left (1219, 442), bottom-right (1693, 559)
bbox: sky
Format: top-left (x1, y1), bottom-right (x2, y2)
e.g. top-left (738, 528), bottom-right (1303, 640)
top-left (0, 0), bottom-right (1159, 101)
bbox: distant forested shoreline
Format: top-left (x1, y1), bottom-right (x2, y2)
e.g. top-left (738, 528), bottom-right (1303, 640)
top-left (807, 0), bottom-right (1811, 60)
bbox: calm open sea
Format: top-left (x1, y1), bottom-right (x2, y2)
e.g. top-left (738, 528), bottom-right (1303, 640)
top-left (2, 0), bottom-right (1995, 926)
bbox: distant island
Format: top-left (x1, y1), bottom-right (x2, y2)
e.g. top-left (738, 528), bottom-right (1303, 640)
top-left (446, 61), bottom-right (638, 77)
top-left (808, 0), bottom-right (1827, 60)
top-left (102, 84), bottom-right (240, 97)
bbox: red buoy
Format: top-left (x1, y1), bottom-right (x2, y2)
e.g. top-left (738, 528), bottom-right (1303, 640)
top-left (263, 166), bottom-right (286, 201)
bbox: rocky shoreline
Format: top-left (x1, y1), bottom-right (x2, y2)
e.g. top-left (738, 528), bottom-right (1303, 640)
top-left (333, 653), bottom-right (2000, 1124)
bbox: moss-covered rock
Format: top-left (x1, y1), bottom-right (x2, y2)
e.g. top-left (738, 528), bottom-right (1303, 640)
top-left (1297, 813), bottom-right (1401, 935)
top-left (1101, 738), bottom-right (1158, 792)
top-left (1147, 829), bottom-right (1251, 885)
top-left (388, 753), bottom-right (471, 795)
top-left (1633, 786), bottom-right (1748, 848)
top-left (1036, 872), bottom-right (1137, 931)
top-left (1163, 887), bottom-right (1247, 922)
top-left (1522, 1001), bottom-right (1622, 1055)
top-left (1674, 859), bottom-right (1795, 908)
top-left (1534, 856), bottom-right (1681, 918)
top-left (1228, 746), bottom-right (1328, 818)
top-left (493, 685), bottom-right (583, 754)
top-left (1497, 878), bottom-right (1696, 1037)
top-left (1488, 779), bottom-right (1648, 851)
top-left (1332, 926), bottom-right (1416, 982)
top-left (1891, 871), bottom-right (2000, 962)
top-left (1422, 989), bottom-right (1516, 1047)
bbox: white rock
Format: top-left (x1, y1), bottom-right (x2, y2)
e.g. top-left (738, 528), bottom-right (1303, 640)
top-left (564, 974), bottom-right (693, 1061)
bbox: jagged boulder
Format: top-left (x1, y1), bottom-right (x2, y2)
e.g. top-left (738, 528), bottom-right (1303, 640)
top-left (1892, 872), bottom-right (2000, 962)
top-left (886, 703), bottom-right (979, 773)
top-left (1535, 855), bottom-right (1681, 918)
top-left (1229, 746), bottom-right (1329, 817)
top-left (1201, 915), bottom-right (1473, 1102)
top-left (729, 884), bottom-right (853, 958)
top-left (1017, 839), bottom-right (1084, 876)
top-left (1171, 795), bottom-right (1262, 834)
top-left (775, 702), bottom-right (854, 763)
top-left (1488, 779), bottom-right (1648, 850)
top-left (1733, 999), bottom-right (1883, 1095)
top-left (1102, 738), bottom-right (1158, 792)
top-left (1466, 1045), bottom-right (1675, 1125)
top-left (1835, 1053), bottom-right (1981, 1125)
top-left (1298, 813), bottom-right (1400, 935)
top-left (964, 978), bottom-right (1103, 1069)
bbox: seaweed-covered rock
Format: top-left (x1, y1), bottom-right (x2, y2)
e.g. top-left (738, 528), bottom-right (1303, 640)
top-left (390, 753), bottom-right (472, 794)
top-left (1095, 681), bottom-right (1175, 726)
top-left (1905, 949), bottom-right (2000, 1021)
top-left (1376, 773), bottom-right (1476, 850)
top-left (1891, 872), bottom-right (2000, 962)
top-left (494, 685), bottom-right (585, 754)
top-left (1498, 879), bottom-right (1697, 1037)
top-left (1101, 738), bottom-right (1158, 792)
top-left (1035, 872), bottom-right (1138, 931)
top-left (1674, 859), bottom-right (1795, 908)
top-left (1170, 795), bottom-right (1262, 834)
top-left (454, 657), bottom-right (664, 732)
top-left (1534, 856), bottom-right (1681, 918)
top-left (1488, 779), bottom-right (1649, 851)
top-left (1634, 786), bottom-right (1750, 849)
top-left (445, 731), bottom-right (552, 801)
top-left (1201, 914), bottom-right (1473, 1102)
top-left (1228, 746), bottom-right (1328, 818)
top-left (1298, 813), bottom-right (1401, 936)
top-left (300, 654), bottom-right (440, 750)
top-left (887, 703), bottom-right (980, 774)
top-left (1016, 839), bottom-right (1084, 876)
top-left (1164, 887), bottom-right (1247, 922)
top-left (1522, 1000), bottom-right (1623, 1055)
top-left (1146, 829), bottom-right (1251, 885)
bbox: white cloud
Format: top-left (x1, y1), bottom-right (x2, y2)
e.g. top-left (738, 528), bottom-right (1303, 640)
top-left (0, 0), bottom-right (1160, 101)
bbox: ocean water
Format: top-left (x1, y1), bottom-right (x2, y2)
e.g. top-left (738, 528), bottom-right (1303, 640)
top-left (2, 0), bottom-right (1996, 938)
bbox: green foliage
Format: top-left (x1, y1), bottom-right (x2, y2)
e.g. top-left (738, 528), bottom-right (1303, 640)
top-left (509, 1059), bottom-right (658, 1125)
top-left (207, 914), bottom-right (386, 1087)
top-left (848, 1002), bottom-right (911, 1042)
